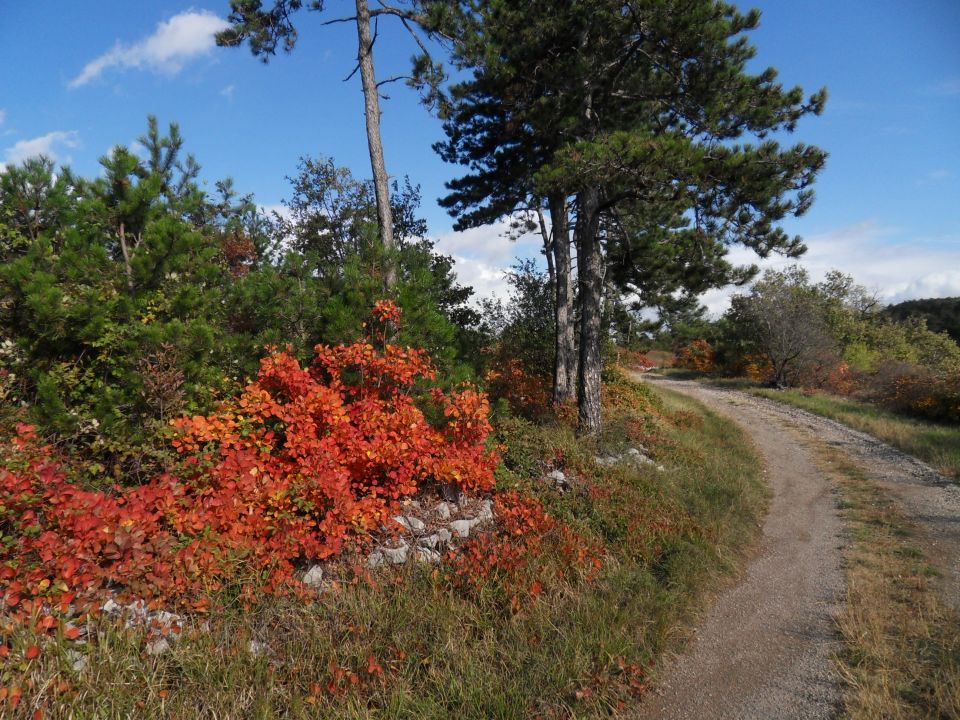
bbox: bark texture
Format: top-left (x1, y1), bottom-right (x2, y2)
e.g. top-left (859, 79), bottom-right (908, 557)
top-left (355, 0), bottom-right (396, 287)
top-left (576, 187), bottom-right (604, 434)
top-left (550, 193), bottom-right (577, 405)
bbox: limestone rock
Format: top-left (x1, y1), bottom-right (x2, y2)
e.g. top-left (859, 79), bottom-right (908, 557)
top-left (145, 638), bottom-right (171, 656)
top-left (450, 519), bottom-right (473, 538)
top-left (382, 543), bottom-right (409, 564)
top-left (476, 499), bottom-right (494, 522)
top-left (394, 515), bottom-right (426, 533)
top-left (302, 564), bottom-right (324, 589)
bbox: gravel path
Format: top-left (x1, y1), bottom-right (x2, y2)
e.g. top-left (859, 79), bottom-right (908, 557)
top-left (634, 374), bottom-right (846, 720)
top-left (634, 374), bottom-right (960, 719)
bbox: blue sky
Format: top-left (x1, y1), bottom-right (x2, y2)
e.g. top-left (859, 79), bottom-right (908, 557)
top-left (1, 1), bottom-right (958, 310)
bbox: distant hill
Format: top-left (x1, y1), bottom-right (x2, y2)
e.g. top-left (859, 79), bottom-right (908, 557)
top-left (883, 297), bottom-right (960, 344)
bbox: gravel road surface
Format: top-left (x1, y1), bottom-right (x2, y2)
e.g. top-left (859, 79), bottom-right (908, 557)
top-left (633, 374), bottom-right (959, 719)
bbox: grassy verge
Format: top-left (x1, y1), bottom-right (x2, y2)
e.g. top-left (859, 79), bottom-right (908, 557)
top-left (10, 373), bottom-right (765, 719)
top-left (675, 371), bottom-right (960, 481)
top-left (747, 387), bottom-right (960, 481)
top-left (816, 447), bottom-right (960, 718)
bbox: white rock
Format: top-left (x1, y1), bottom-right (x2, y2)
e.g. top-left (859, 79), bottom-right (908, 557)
top-left (67, 650), bottom-right (87, 673)
top-left (434, 502), bottom-right (452, 520)
top-left (302, 564), bottom-right (325, 589)
top-left (437, 528), bottom-right (452, 544)
top-left (450, 519), bottom-right (473, 538)
top-left (548, 469), bottom-right (568, 486)
top-left (248, 640), bottom-right (268, 657)
top-left (394, 515), bottom-right (426, 533)
top-left (145, 638), bottom-right (171, 656)
top-left (382, 544), bottom-right (409, 564)
top-left (418, 533), bottom-right (441, 549)
top-left (102, 598), bottom-right (121, 614)
top-left (415, 548), bottom-right (441, 563)
top-left (476, 499), bottom-right (494, 522)
top-left (367, 551), bottom-right (385, 568)
top-left (627, 448), bottom-right (642, 456)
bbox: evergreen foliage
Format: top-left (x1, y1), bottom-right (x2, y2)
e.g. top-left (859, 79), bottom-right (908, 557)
top-left (436, 0), bottom-right (827, 432)
top-left (883, 296), bottom-right (960, 345)
top-left (0, 118), bottom-right (482, 480)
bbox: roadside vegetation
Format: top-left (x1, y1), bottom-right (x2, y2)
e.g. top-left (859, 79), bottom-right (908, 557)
top-left (2, 371), bottom-right (764, 718)
top-left (818, 447), bottom-right (960, 718)
top-left (628, 265), bottom-right (960, 479)
top-left (748, 387), bottom-right (960, 481)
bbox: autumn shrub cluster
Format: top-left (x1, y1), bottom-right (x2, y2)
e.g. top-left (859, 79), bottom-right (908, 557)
top-left (676, 339), bottom-right (715, 373)
top-left (618, 348), bottom-right (657, 372)
top-left (867, 363), bottom-right (960, 423)
top-left (445, 491), bottom-right (602, 612)
top-left (485, 357), bottom-right (552, 420)
top-left (0, 302), bottom-right (498, 626)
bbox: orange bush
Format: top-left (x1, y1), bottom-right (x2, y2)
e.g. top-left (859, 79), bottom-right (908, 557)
top-left (485, 357), bottom-right (551, 419)
top-left (0, 301), bottom-right (499, 628)
top-left (877, 366), bottom-right (960, 423)
top-left (676, 340), bottom-right (715, 373)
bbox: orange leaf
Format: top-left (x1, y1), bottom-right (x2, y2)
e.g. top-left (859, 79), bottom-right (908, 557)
top-left (25, 645), bottom-right (40, 659)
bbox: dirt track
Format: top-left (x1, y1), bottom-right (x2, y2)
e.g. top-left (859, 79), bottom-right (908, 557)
top-left (634, 374), bottom-right (960, 720)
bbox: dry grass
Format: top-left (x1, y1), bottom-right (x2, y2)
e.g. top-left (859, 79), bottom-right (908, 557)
top-left (819, 448), bottom-right (960, 718)
top-left (752, 388), bottom-right (960, 481)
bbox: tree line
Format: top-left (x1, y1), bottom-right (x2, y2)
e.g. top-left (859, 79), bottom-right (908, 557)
top-left (216, 0), bottom-right (827, 435)
top-left (2, 0), bottom-right (830, 468)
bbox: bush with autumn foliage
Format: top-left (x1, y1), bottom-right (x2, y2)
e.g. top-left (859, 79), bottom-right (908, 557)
top-left (0, 301), bottom-right (497, 626)
top-left (676, 339), bottom-right (716, 373)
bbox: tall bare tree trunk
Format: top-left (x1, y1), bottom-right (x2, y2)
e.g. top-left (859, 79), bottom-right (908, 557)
top-left (549, 193), bottom-right (577, 404)
top-left (576, 187), bottom-right (603, 435)
top-left (536, 205), bottom-right (556, 288)
top-left (118, 221), bottom-right (134, 293)
top-left (355, 0), bottom-right (396, 288)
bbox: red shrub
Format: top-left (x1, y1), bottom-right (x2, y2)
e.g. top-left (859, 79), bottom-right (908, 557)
top-left (870, 363), bottom-right (960, 423)
top-left (676, 340), bottom-right (715, 373)
top-left (0, 302), bottom-right (499, 624)
top-left (444, 492), bottom-right (603, 611)
top-left (485, 357), bottom-right (552, 419)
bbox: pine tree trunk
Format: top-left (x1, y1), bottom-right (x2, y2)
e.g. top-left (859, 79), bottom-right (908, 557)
top-left (355, 0), bottom-right (396, 288)
top-left (550, 193), bottom-right (577, 405)
top-left (576, 187), bottom-right (603, 435)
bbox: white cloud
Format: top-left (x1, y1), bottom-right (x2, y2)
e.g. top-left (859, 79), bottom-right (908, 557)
top-left (434, 219), bottom-right (546, 299)
top-left (917, 168), bottom-right (954, 185)
top-left (699, 220), bottom-right (960, 316)
top-left (3, 130), bottom-right (80, 166)
top-left (434, 217), bottom-right (960, 315)
top-left (259, 203), bottom-right (292, 221)
top-left (932, 79), bottom-right (960, 96)
top-left (220, 83), bottom-right (235, 100)
top-left (69, 10), bottom-right (229, 88)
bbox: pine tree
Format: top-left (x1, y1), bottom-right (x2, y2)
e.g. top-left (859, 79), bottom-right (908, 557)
top-left (438, 0), bottom-right (826, 433)
top-left (217, 0), bottom-right (456, 288)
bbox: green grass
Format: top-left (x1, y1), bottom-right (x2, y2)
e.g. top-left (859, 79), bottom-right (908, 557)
top-left (11, 374), bottom-right (766, 719)
top-left (735, 385), bottom-right (960, 481)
